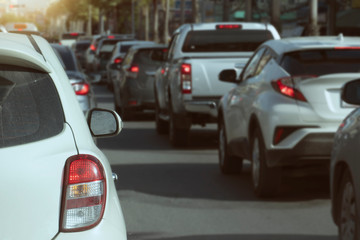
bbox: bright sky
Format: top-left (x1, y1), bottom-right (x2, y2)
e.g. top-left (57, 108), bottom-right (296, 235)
top-left (16, 0), bottom-right (54, 10)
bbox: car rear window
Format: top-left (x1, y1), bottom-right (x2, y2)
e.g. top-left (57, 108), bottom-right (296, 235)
top-left (0, 65), bottom-right (64, 148)
top-left (281, 49), bottom-right (360, 76)
top-left (100, 40), bottom-right (118, 52)
top-left (133, 48), bottom-right (166, 65)
top-left (182, 30), bottom-right (274, 52)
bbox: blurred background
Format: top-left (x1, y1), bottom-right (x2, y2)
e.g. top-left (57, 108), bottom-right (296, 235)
top-left (0, 0), bottom-right (359, 43)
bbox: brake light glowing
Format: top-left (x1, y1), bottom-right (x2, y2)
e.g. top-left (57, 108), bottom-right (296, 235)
top-left (90, 44), bottom-right (96, 51)
top-left (271, 75), bottom-right (316, 102)
top-left (72, 82), bottom-right (90, 95)
top-left (70, 32), bottom-right (79, 36)
top-left (114, 57), bottom-right (123, 64)
top-left (129, 65), bottom-right (139, 73)
top-left (216, 24), bottom-right (242, 29)
top-left (181, 63), bottom-right (192, 94)
top-left (334, 47), bottom-right (360, 50)
top-left (60, 155), bottom-right (106, 232)
top-left (108, 35), bottom-right (115, 39)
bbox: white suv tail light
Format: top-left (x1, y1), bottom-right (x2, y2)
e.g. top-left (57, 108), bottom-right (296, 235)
top-left (271, 75), bottom-right (317, 102)
top-left (60, 155), bottom-right (106, 232)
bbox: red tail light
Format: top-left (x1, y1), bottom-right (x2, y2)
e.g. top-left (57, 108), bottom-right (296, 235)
top-left (161, 68), bottom-right (165, 74)
top-left (107, 35), bottom-right (115, 39)
top-left (216, 24), bottom-right (242, 29)
top-left (60, 155), bottom-right (106, 232)
top-left (90, 44), bottom-right (96, 51)
top-left (181, 63), bottom-right (192, 94)
top-left (129, 65), bottom-right (139, 73)
top-left (114, 57), bottom-right (123, 64)
top-left (271, 75), bottom-right (316, 102)
top-left (72, 82), bottom-right (90, 95)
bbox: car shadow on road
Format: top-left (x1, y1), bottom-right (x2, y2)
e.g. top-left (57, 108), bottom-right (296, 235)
top-left (112, 161), bottom-right (331, 202)
top-left (127, 233), bottom-right (337, 240)
top-left (97, 124), bottom-right (218, 150)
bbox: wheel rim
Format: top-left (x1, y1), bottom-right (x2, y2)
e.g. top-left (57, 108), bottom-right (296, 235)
top-left (219, 124), bottom-right (226, 167)
top-left (340, 181), bottom-right (356, 240)
top-left (252, 137), bottom-right (260, 189)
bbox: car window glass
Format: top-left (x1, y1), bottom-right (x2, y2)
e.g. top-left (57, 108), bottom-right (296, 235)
top-left (182, 30), bottom-right (274, 52)
top-left (281, 49), bottom-right (360, 76)
top-left (167, 34), bottom-right (179, 60)
top-left (133, 49), bottom-right (166, 66)
top-left (242, 47), bottom-right (266, 81)
top-left (0, 65), bottom-right (64, 148)
top-left (254, 48), bottom-right (274, 76)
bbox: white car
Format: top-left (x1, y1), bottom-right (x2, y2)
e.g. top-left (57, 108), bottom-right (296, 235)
top-left (218, 35), bottom-right (360, 197)
top-left (0, 33), bottom-right (127, 239)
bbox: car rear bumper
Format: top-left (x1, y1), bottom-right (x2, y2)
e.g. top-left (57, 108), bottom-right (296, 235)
top-left (184, 100), bottom-right (218, 117)
top-left (265, 132), bottom-right (335, 167)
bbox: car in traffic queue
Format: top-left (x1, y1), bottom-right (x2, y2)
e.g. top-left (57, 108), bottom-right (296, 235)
top-left (0, 32), bottom-right (127, 239)
top-left (51, 43), bottom-right (97, 114)
top-left (218, 35), bottom-right (360, 198)
top-left (71, 38), bottom-right (91, 70)
top-left (106, 40), bottom-right (154, 90)
top-left (85, 34), bottom-right (135, 74)
top-left (113, 43), bottom-right (168, 120)
top-left (331, 78), bottom-right (360, 240)
top-left (4, 22), bottom-right (41, 35)
top-left (59, 32), bottom-right (86, 47)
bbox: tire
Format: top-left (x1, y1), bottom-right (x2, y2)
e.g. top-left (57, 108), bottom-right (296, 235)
top-left (338, 170), bottom-right (358, 240)
top-left (155, 104), bottom-right (169, 134)
top-left (169, 109), bottom-right (188, 147)
top-left (218, 118), bottom-right (243, 174)
top-left (120, 105), bottom-right (132, 121)
top-left (251, 127), bottom-right (281, 198)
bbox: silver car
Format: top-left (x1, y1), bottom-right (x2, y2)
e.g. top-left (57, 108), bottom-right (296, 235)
top-left (331, 78), bottom-right (360, 240)
top-left (218, 35), bottom-right (360, 197)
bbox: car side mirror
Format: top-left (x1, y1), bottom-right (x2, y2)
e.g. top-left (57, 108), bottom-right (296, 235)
top-left (342, 79), bottom-right (360, 105)
top-left (87, 108), bottom-right (123, 137)
top-left (219, 69), bottom-right (237, 83)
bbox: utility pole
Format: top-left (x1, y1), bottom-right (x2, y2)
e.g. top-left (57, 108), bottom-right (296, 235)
top-left (271, 0), bottom-right (281, 33)
top-left (180, 0), bottom-right (185, 25)
top-left (223, 0), bottom-right (230, 21)
top-left (87, 5), bottom-right (92, 36)
top-left (163, 0), bottom-right (170, 43)
top-left (245, 0), bottom-right (252, 21)
top-left (309, 0), bottom-right (320, 35)
top-left (327, 0), bottom-right (336, 35)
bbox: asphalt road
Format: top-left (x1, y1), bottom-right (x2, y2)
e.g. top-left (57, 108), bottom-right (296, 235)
top-left (94, 84), bottom-right (338, 240)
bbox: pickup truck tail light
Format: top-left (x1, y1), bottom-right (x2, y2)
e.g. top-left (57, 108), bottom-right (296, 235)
top-left (60, 155), bottom-right (106, 232)
top-left (71, 82), bottom-right (90, 95)
top-left (271, 75), bottom-right (316, 102)
top-left (181, 63), bottom-right (192, 94)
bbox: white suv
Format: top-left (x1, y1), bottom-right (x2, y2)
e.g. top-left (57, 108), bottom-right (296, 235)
top-left (218, 35), bottom-right (360, 197)
top-left (0, 33), bottom-right (127, 239)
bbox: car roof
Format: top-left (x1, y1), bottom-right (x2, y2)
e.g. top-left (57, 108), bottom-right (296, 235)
top-left (264, 35), bottom-right (360, 55)
top-left (0, 32), bottom-right (49, 72)
top-left (129, 43), bottom-right (167, 51)
top-left (115, 40), bottom-right (154, 46)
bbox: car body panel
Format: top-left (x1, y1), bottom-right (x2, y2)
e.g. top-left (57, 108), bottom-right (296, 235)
top-left (0, 124), bottom-right (77, 239)
top-left (0, 33), bottom-right (127, 239)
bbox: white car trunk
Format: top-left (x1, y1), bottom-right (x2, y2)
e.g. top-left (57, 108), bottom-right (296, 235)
top-left (0, 124), bottom-right (77, 239)
top-left (297, 73), bottom-right (360, 122)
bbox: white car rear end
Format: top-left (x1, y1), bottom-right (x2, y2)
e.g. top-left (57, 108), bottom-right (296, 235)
top-left (0, 33), bottom-right (127, 239)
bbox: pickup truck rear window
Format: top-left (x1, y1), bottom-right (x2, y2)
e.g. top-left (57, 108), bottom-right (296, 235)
top-left (281, 49), bottom-right (360, 76)
top-left (182, 30), bottom-right (274, 52)
top-left (0, 65), bottom-right (64, 148)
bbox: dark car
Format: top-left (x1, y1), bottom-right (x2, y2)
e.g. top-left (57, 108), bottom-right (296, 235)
top-left (113, 43), bottom-right (167, 120)
top-left (51, 43), bottom-right (96, 113)
top-left (71, 39), bottom-right (91, 70)
top-left (331, 78), bottom-right (360, 240)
